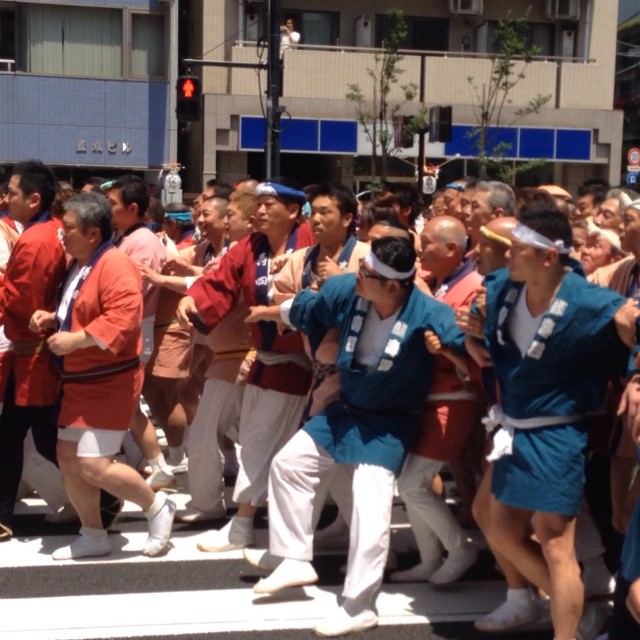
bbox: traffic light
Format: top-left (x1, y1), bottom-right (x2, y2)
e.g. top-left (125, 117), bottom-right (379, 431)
top-left (176, 75), bottom-right (201, 122)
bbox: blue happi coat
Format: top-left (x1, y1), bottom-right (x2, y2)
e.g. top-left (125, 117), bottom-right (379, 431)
top-left (288, 273), bottom-right (465, 475)
top-left (484, 267), bottom-right (630, 514)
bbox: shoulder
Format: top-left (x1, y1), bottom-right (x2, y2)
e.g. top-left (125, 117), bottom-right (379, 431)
top-left (317, 272), bottom-right (356, 301)
top-left (589, 256), bottom-right (635, 288)
top-left (565, 271), bottom-right (626, 307)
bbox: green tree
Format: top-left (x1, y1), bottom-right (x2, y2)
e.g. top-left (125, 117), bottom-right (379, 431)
top-left (467, 12), bottom-right (552, 181)
top-left (346, 10), bottom-right (417, 185)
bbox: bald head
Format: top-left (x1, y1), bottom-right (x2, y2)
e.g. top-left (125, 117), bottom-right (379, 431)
top-left (485, 216), bottom-right (517, 241)
top-left (476, 216), bottom-right (517, 276)
top-left (423, 215), bottom-right (468, 252)
top-left (421, 215), bottom-right (469, 281)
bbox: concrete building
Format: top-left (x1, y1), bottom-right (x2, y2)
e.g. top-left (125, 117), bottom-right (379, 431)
top-left (0, 0), bottom-right (175, 185)
top-left (186, 0), bottom-right (622, 192)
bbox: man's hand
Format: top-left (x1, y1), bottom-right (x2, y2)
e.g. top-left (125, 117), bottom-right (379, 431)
top-left (618, 373), bottom-right (640, 444)
top-left (474, 286), bottom-right (487, 317)
top-left (627, 577), bottom-right (640, 624)
top-left (245, 305), bottom-right (271, 323)
top-left (47, 331), bottom-right (87, 356)
top-left (136, 261), bottom-right (163, 285)
top-left (270, 254), bottom-right (291, 274)
top-left (29, 310), bottom-right (56, 334)
top-left (176, 296), bottom-right (199, 328)
top-left (424, 330), bottom-right (442, 354)
top-left (456, 307), bottom-right (485, 339)
top-left (614, 299), bottom-right (640, 348)
top-left (317, 256), bottom-right (342, 282)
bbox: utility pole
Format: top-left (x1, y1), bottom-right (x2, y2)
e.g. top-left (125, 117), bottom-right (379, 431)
top-left (265, 0), bottom-right (283, 179)
top-left (183, 0), bottom-right (282, 180)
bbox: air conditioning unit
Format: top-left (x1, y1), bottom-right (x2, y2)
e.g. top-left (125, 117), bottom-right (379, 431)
top-left (244, 1), bottom-right (265, 41)
top-left (449, 0), bottom-right (484, 15)
top-left (355, 14), bottom-right (373, 48)
top-left (546, 0), bottom-right (580, 21)
top-left (561, 29), bottom-right (575, 57)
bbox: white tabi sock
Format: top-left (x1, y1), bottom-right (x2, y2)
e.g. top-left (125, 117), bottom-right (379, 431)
top-left (148, 453), bottom-right (169, 472)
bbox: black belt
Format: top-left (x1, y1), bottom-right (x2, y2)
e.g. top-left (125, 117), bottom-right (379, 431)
top-left (58, 357), bottom-right (140, 383)
top-left (340, 397), bottom-right (423, 418)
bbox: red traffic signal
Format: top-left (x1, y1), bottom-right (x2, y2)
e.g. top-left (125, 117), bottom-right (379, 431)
top-left (176, 75), bottom-right (201, 122)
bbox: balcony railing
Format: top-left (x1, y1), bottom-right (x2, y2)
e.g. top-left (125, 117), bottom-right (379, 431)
top-left (0, 58), bottom-right (15, 73)
top-left (220, 42), bottom-right (609, 112)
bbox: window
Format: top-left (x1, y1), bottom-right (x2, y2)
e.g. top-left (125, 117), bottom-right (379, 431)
top-left (0, 4), bottom-right (15, 62)
top-left (17, 5), bottom-right (122, 77)
top-left (476, 21), bottom-right (554, 57)
top-left (14, 4), bottom-right (165, 79)
top-left (285, 11), bottom-right (339, 47)
top-left (375, 15), bottom-right (450, 52)
top-left (132, 13), bottom-right (166, 78)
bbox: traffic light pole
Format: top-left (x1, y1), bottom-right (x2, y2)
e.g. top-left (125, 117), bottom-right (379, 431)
top-left (266, 0), bottom-right (282, 179)
top-left (182, 0), bottom-right (283, 181)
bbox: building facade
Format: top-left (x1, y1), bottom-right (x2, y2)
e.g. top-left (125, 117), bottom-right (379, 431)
top-left (184, 0), bottom-right (622, 192)
top-left (0, 0), bottom-right (174, 184)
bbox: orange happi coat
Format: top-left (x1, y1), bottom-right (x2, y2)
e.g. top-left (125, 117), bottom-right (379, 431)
top-left (57, 247), bottom-right (143, 431)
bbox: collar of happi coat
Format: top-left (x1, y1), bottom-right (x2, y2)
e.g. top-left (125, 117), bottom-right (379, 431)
top-left (496, 280), bottom-right (569, 361)
top-left (343, 297), bottom-right (410, 372)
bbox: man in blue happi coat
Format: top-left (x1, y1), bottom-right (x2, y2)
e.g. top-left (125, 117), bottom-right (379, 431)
top-left (245, 235), bottom-right (465, 636)
top-left (472, 207), bottom-right (639, 640)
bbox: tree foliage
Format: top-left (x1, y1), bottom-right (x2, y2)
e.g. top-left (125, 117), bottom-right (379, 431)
top-left (467, 11), bottom-right (552, 181)
top-left (346, 10), bottom-right (417, 183)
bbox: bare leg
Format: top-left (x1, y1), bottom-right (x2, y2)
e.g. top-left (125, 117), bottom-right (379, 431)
top-left (473, 465), bottom-right (529, 589)
top-left (486, 497), bottom-right (552, 595)
top-left (534, 512), bottom-right (582, 640)
top-left (57, 440), bottom-right (102, 529)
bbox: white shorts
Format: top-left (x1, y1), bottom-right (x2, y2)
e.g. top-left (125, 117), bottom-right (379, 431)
top-left (58, 428), bottom-right (126, 458)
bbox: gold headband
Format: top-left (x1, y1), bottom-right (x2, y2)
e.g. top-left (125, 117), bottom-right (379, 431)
top-left (480, 226), bottom-right (512, 247)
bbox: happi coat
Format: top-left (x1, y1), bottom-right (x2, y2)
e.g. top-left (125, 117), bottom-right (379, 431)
top-left (288, 273), bottom-right (465, 475)
top-left (187, 226), bottom-right (315, 396)
top-left (56, 246), bottom-right (143, 431)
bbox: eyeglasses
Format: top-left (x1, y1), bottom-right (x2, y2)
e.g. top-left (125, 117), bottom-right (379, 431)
top-left (358, 259), bottom-right (387, 281)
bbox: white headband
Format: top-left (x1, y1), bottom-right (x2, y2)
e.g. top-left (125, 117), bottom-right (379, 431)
top-left (511, 222), bottom-right (571, 254)
top-left (587, 221), bottom-right (626, 254)
top-left (363, 251), bottom-right (416, 280)
top-left (619, 192), bottom-right (633, 208)
top-left (628, 198), bottom-right (640, 212)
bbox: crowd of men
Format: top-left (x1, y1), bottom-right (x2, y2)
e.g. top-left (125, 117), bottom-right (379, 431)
top-left (0, 161), bottom-right (640, 639)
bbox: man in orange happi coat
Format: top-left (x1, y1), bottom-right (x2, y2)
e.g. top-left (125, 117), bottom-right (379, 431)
top-left (31, 192), bottom-right (175, 559)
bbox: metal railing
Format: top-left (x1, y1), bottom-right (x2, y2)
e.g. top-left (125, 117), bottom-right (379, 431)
top-left (232, 41), bottom-right (595, 64)
top-left (0, 59), bottom-right (15, 73)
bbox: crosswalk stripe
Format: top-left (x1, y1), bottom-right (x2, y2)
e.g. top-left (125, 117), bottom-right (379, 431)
top-left (1, 469), bottom-right (560, 639)
top-left (1, 581), bottom-right (508, 639)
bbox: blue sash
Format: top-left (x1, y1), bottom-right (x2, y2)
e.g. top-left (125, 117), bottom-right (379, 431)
top-left (252, 228), bottom-right (300, 384)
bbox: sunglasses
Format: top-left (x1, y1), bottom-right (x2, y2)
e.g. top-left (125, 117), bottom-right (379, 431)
top-left (358, 259), bottom-right (387, 281)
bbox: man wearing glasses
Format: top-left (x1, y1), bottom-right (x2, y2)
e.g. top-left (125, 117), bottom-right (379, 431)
top-left (246, 235), bottom-right (465, 636)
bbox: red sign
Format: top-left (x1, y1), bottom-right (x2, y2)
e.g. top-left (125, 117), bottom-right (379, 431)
top-left (628, 147), bottom-right (640, 166)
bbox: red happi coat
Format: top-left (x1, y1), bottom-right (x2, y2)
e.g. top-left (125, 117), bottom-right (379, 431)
top-left (187, 226), bottom-right (315, 396)
top-left (57, 247), bottom-right (143, 431)
top-left (0, 218), bottom-right (66, 406)
top-left (414, 268), bottom-right (484, 461)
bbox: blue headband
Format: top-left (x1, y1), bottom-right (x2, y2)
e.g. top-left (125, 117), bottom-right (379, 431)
top-left (255, 181), bottom-right (307, 203)
top-left (164, 211), bottom-right (193, 222)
